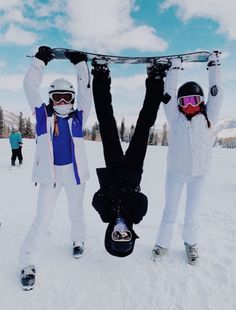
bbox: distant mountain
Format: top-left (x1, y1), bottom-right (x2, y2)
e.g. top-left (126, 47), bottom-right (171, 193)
top-left (215, 117), bottom-right (236, 134)
top-left (217, 127), bottom-right (236, 139)
top-left (3, 110), bottom-right (19, 129)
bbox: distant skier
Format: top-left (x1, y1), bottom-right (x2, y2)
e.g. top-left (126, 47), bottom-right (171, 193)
top-left (19, 46), bottom-right (92, 290)
top-left (152, 52), bottom-right (223, 265)
top-left (9, 126), bottom-right (23, 166)
top-left (91, 59), bottom-right (168, 257)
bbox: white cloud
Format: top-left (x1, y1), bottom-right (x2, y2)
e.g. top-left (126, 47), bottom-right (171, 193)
top-left (65, 0), bottom-right (168, 53)
top-left (161, 0), bottom-right (236, 40)
top-left (0, 0), bottom-right (22, 9)
top-left (0, 74), bottom-right (24, 91)
top-left (0, 24), bottom-right (38, 45)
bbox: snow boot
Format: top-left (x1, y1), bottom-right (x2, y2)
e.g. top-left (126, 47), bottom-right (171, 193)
top-left (184, 242), bottom-right (199, 265)
top-left (11, 160), bottom-right (15, 166)
top-left (151, 244), bottom-right (168, 261)
top-left (73, 242), bottom-right (85, 259)
top-left (147, 59), bottom-right (171, 79)
top-left (21, 265), bottom-right (36, 291)
top-left (91, 59), bottom-right (110, 79)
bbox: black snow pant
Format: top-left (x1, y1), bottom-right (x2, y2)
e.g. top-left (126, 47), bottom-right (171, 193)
top-left (92, 74), bottom-right (164, 171)
top-left (11, 147), bottom-right (23, 164)
top-left (92, 72), bottom-right (164, 225)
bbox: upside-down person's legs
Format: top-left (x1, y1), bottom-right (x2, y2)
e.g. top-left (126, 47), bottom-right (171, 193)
top-left (92, 66), bottom-right (123, 168)
top-left (125, 77), bottom-right (164, 168)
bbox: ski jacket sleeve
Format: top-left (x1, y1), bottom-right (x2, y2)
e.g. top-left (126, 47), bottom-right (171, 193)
top-left (18, 132), bottom-right (22, 144)
top-left (75, 61), bottom-right (92, 127)
top-left (205, 63), bottom-right (223, 125)
top-left (23, 57), bottom-right (45, 112)
top-left (163, 60), bottom-right (181, 124)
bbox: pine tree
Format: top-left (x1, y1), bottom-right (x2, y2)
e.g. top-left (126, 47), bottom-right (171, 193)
top-left (148, 126), bottom-right (155, 145)
top-left (91, 123), bottom-right (97, 141)
top-left (129, 124), bottom-right (135, 142)
top-left (120, 117), bottom-right (125, 142)
top-left (18, 112), bottom-right (26, 137)
top-left (0, 106), bottom-right (4, 138)
top-left (25, 117), bottom-right (35, 138)
top-left (161, 122), bottom-right (168, 146)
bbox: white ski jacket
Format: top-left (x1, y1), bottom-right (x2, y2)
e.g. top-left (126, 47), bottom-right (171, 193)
top-left (163, 62), bottom-right (223, 177)
top-left (24, 57), bottom-right (92, 184)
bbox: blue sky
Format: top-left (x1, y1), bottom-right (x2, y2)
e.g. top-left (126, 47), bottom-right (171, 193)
top-left (1, 0), bottom-right (236, 127)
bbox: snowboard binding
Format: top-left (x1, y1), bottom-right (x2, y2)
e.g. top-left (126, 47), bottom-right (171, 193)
top-left (91, 58), bottom-right (110, 78)
top-left (147, 59), bottom-right (171, 79)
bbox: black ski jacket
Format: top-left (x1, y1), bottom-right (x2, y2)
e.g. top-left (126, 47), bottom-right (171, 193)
top-left (92, 167), bottom-right (148, 224)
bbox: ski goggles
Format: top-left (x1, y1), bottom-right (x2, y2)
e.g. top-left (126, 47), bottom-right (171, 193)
top-left (49, 92), bottom-right (75, 104)
top-left (111, 230), bottom-right (132, 242)
top-left (178, 95), bottom-right (203, 108)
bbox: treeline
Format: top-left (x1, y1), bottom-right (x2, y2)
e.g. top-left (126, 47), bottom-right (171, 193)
top-left (0, 107), bottom-right (35, 138)
top-left (84, 118), bottom-right (169, 146)
top-left (3, 108), bottom-right (235, 148)
top-left (214, 136), bottom-right (236, 148)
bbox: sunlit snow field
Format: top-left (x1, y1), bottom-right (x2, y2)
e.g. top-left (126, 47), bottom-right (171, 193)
top-left (0, 139), bottom-right (235, 310)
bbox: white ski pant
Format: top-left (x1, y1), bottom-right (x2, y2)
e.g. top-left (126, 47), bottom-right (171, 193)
top-left (19, 164), bottom-right (86, 267)
top-left (156, 172), bottom-right (206, 248)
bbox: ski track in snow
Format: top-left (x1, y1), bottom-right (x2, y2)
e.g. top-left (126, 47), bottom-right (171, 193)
top-left (0, 139), bottom-right (235, 310)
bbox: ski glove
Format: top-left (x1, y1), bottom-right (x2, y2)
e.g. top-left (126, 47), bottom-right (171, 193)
top-left (65, 51), bottom-right (88, 65)
top-left (207, 52), bottom-right (220, 67)
top-left (35, 46), bottom-right (54, 65)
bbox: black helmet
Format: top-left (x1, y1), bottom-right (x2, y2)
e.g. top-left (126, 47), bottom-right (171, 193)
top-left (178, 81), bottom-right (204, 98)
top-left (104, 222), bottom-right (138, 257)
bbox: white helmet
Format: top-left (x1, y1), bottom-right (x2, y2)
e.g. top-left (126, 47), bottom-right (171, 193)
top-left (49, 78), bottom-right (75, 94)
top-left (11, 125), bottom-right (18, 132)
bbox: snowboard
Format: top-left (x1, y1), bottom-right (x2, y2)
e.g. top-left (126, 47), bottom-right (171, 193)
top-left (46, 48), bottom-right (214, 64)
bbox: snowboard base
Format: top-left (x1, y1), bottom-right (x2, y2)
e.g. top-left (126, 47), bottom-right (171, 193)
top-left (35, 48), bottom-right (214, 64)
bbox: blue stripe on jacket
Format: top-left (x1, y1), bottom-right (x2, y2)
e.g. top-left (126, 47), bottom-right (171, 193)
top-left (35, 104), bottom-right (47, 136)
top-left (72, 110), bottom-right (84, 137)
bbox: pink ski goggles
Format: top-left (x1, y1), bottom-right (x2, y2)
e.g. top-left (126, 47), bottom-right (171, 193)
top-left (178, 95), bottom-right (203, 107)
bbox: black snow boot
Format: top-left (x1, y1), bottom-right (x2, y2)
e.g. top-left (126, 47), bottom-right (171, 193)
top-left (73, 242), bottom-right (85, 259)
top-left (21, 265), bottom-right (36, 291)
top-left (147, 59), bottom-right (171, 79)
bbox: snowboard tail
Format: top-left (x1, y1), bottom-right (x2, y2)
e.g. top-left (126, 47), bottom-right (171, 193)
top-left (48, 48), bottom-right (213, 64)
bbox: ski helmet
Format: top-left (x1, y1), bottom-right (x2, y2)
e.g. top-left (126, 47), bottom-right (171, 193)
top-left (104, 222), bottom-right (137, 257)
top-left (11, 125), bottom-right (18, 132)
top-left (178, 81), bottom-right (204, 99)
top-left (49, 78), bottom-right (75, 95)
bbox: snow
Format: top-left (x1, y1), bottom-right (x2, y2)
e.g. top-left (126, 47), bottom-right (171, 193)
top-left (0, 139), bottom-right (236, 310)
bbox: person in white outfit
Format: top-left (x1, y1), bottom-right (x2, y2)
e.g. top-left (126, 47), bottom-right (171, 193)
top-left (152, 52), bottom-right (223, 265)
top-left (19, 46), bottom-right (92, 290)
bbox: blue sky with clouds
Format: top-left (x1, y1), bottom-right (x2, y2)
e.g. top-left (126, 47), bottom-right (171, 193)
top-left (1, 0), bottom-right (236, 127)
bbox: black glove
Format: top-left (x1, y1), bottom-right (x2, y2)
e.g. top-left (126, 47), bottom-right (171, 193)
top-left (65, 51), bottom-right (88, 65)
top-left (35, 46), bottom-right (54, 65)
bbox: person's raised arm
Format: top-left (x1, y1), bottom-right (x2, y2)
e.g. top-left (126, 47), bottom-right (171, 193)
top-left (65, 52), bottom-right (92, 127)
top-left (205, 52), bottom-right (223, 125)
top-left (163, 58), bottom-right (182, 124)
top-left (23, 46), bottom-right (53, 112)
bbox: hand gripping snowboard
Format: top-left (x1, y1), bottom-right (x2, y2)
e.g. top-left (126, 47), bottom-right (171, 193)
top-left (43, 48), bottom-right (214, 64)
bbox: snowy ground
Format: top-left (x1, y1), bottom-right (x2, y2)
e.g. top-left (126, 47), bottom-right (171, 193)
top-left (0, 139), bottom-right (235, 310)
